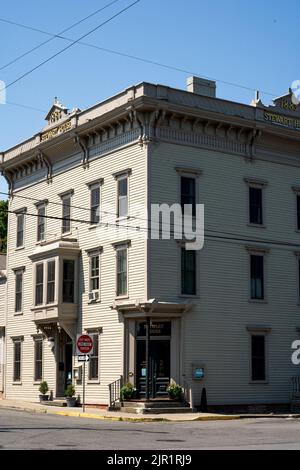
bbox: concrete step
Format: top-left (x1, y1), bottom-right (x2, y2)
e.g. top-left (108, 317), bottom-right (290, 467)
top-left (43, 400), bottom-right (67, 407)
top-left (122, 401), bottom-right (188, 409)
top-left (121, 406), bottom-right (193, 415)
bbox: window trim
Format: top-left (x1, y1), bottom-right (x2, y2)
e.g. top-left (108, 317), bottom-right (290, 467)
top-left (60, 190), bottom-right (73, 235)
top-left (33, 336), bottom-right (43, 383)
top-left (246, 246), bottom-right (269, 303)
top-left (244, 178), bottom-right (268, 228)
top-left (12, 336), bottom-right (24, 384)
top-left (35, 262), bottom-right (44, 307)
top-left (87, 249), bottom-right (102, 303)
top-left (247, 327), bottom-right (270, 384)
top-left (14, 267), bottom-right (25, 315)
top-left (292, 187), bottom-right (300, 233)
top-left (87, 331), bottom-right (100, 382)
top-left (32, 258), bottom-right (57, 308)
top-left (113, 241), bottom-right (130, 299)
top-left (87, 179), bottom-right (104, 227)
top-left (36, 202), bottom-right (47, 243)
top-left (113, 169), bottom-right (131, 220)
top-left (180, 246), bottom-right (198, 298)
top-left (15, 208), bottom-right (27, 249)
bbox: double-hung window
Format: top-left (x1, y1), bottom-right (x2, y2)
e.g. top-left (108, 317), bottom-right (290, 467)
top-left (114, 243), bottom-right (129, 297)
top-left (63, 259), bottom-right (75, 303)
top-left (36, 203), bottom-right (46, 242)
top-left (90, 184), bottom-right (101, 225)
top-left (34, 338), bottom-right (43, 382)
top-left (13, 338), bottom-right (22, 382)
top-left (245, 178), bottom-right (267, 226)
top-left (89, 333), bottom-right (99, 381)
top-left (181, 247), bottom-right (197, 296)
top-left (47, 260), bottom-right (55, 304)
top-left (250, 254), bottom-right (265, 300)
top-left (181, 176), bottom-right (196, 216)
top-left (251, 334), bottom-right (266, 382)
top-left (35, 263), bottom-right (44, 306)
top-left (14, 269), bottom-right (24, 313)
top-left (16, 209), bottom-right (26, 248)
top-left (114, 169), bottom-right (131, 219)
top-left (60, 191), bottom-right (73, 234)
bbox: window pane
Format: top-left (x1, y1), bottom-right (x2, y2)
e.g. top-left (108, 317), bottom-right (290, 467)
top-left (89, 334), bottom-right (99, 380)
top-left (251, 335), bottom-right (266, 381)
top-left (297, 196), bottom-right (300, 231)
top-left (181, 177), bottom-right (196, 216)
top-left (34, 340), bottom-right (43, 381)
top-left (16, 213), bottom-right (24, 247)
top-left (90, 255), bottom-right (99, 291)
top-left (62, 196), bottom-right (71, 233)
top-left (47, 261), bottom-right (55, 304)
top-left (181, 248), bottom-right (196, 295)
top-left (35, 264), bottom-right (44, 306)
top-left (37, 205), bottom-right (45, 241)
top-left (14, 341), bottom-right (21, 382)
top-left (63, 260), bottom-right (75, 303)
top-left (15, 272), bottom-right (23, 312)
top-left (250, 255), bottom-right (264, 300)
top-left (91, 186), bottom-right (100, 224)
top-left (118, 179), bottom-right (128, 217)
top-left (117, 249), bottom-right (127, 296)
top-left (249, 188), bottom-right (263, 225)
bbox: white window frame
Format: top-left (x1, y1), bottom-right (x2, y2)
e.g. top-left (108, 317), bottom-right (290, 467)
top-left (246, 246), bottom-right (269, 304)
top-left (87, 330), bottom-right (100, 383)
top-left (59, 190), bottom-right (73, 235)
top-left (113, 169), bottom-right (132, 220)
top-left (33, 336), bottom-right (43, 383)
top-left (36, 201), bottom-right (47, 243)
top-left (32, 258), bottom-right (58, 308)
top-left (12, 336), bottom-right (23, 384)
top-left (87, 179), bottom-right (103, 227)
top-left (35, 262), bottom-right (44, 307)
top-left (292, 187), bottom-right (300, 233)
top-left (87, 249), bottom-right (102, 303)
top-left (15, 208), bottom-right (26, 249)
top-left (113, 241), bottom-right (130, 299)
top-left (14, 267), bottom-right (25, 315)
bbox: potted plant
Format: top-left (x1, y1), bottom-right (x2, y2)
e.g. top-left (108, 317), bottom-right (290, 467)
top-left (167, 383), bottom-right (183, 401)
top-left (39, 381), bottom-right (49, 402)
top-left (120, 382), bottom-right (135, 401)
top-left (65, 384), bottom-right (77, 407)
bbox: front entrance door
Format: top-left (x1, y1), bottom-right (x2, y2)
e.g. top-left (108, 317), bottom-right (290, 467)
top-left (56, 330), bottom-right (73, 397)
top-left (136, 321), bottom-right (171, 398)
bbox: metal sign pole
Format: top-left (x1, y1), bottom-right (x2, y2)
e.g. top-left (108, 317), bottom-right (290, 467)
top-left (83, 360), bottom-right (86, 413)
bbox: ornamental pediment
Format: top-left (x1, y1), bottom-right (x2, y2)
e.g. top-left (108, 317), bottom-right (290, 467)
top-left (44, 97), bottom-right (69, 126)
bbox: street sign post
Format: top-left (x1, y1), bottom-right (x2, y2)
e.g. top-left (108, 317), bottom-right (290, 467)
top-left (76, 334), bottom-right (93, 412)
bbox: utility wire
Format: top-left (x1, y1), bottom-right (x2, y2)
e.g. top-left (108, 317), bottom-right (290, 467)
top-left (4, 193), bottom-right (300, 249)
top-left (0, 0), bottom-right (141, 94)
top-left (0, 0), bottom-right (122, 72)
top-left (0, 15), bottom-right (277, 98)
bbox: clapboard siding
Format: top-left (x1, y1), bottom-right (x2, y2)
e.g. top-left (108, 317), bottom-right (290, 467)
top-left (150, 142), bottom-right (300, 405)
top-left (5, 142), bottom-right (147, 403)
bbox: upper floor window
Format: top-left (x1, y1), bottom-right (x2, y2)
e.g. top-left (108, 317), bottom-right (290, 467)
top-left (36, 203), bottom-right (46, 242)
top-left (47, 260), bottom-right (55, 304)
top-left (114, 242), bottom-right (129, 297)
top-left (297, 195), bottom-right (300, 231)
top-left (113, 169), bottom-right (131, 219)
top-left (60, 191), bottom-right (73, 234)
top-left (63, 259), bottom-right (75, 303)
top-left (181, 247), bottom-right (196, 296)
top-left (250, 254), bottom-right (264, 300)
top-left (249, 187), bottom-right (263, 225)
top-left (181, 177), bottom-right (196, 216)
top-left (16, 209), bottom-right (26, 248)
top-left (35, 263), bottom-right (44, 306)
top-left (89, 183), bottom-right (101, 225)
top-left (244, 178), bottom-right (268, 226)
top-left (14, 269), bottom-right (24, 313)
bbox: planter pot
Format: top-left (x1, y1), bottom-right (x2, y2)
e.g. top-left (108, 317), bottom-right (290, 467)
top-left (66, 397), bottom-right (77, 407)
top-left (39, 394), bottom-right (49, 402)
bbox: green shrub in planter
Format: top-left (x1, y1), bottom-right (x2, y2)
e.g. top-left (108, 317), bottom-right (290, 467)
top-left (120, 383), bottom-right (135, 400)
top-left (65, 384), bottom-right (77, 407)
top-left (39, 381), bottom-right (49, 402)
top-left (167, 383), bottom-right (183, 400)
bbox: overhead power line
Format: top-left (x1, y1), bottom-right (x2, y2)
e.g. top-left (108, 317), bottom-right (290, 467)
top-left (2, 191), bottom-right (300, 249)
top-left (0, 0), bottom-right (122, 72)
top-left (0, 0), bottom-right (141, 94)
top-left (0, 16), bottom-right (277, 98)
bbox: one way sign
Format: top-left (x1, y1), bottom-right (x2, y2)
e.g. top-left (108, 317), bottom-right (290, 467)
top-left (78, 355), bottom-right (90, 362)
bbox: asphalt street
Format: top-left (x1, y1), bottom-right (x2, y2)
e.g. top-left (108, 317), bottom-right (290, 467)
top-left (1, 408), bottom-right (300, 450)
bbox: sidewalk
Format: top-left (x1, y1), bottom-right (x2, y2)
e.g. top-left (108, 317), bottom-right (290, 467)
top-left (0, 398), bottom-right (241, 422)
top-left (1, 399), bottom-right (299, 422)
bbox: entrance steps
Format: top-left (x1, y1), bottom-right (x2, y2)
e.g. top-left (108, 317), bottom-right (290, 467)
top-left (43, 398), bottom-right (67, 407)
top-left (121, 400), bottom-right (192, 415)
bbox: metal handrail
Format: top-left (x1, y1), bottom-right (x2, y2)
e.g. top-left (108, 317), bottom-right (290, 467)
top-left (108, 375), bottom-right (123, 409)
top-left (182, 379), bottom-right (194, 410)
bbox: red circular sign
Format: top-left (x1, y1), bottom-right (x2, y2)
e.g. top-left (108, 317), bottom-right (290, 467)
top-left (77, 334), bottom-right (93, 354)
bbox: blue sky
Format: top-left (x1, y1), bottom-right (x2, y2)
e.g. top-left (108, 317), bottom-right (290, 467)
top-left (0, 0), bottom-right (299, 198)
